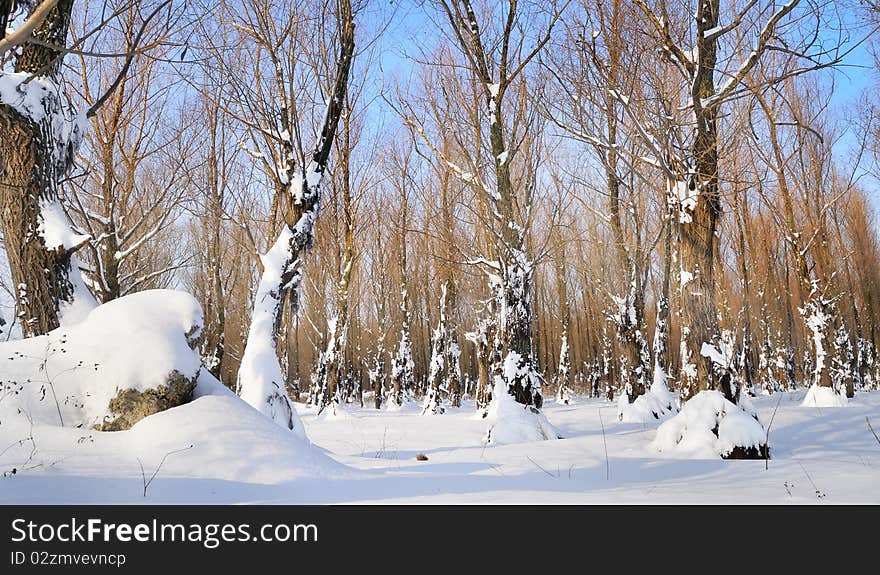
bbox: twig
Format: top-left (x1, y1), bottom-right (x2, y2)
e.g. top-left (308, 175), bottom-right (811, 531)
top-left (796, 460), bottom-right (825, 499)
top-left (138, 444), bottom-right (193, 498)
top-left (598, 408), bottom-right (610, 481)
top-left (374, 427), bottom-right (388, 458)
top-left (526, 455), bottom-right (555, 478)
top-left (868, 417), bottom-right (880, 447)
top-left (764, 392), bottom-right (784, 470)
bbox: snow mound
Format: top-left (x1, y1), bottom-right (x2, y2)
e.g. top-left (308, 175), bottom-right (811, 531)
top-left (0, 371), bottom-right (350, 494)
top-left (617, 387), bottom-right (678, 424)
top-left (0, 290), bottom-right (203, 428)
top-left (652, 390), bottom-right (766, 458)
top-left (484, 378), bottom-right (558, 445)
top-left (801, 385), bottom-right (848, 407)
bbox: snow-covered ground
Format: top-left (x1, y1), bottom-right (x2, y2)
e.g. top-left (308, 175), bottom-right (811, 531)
top-left (2, 387), bottom-right (879, 504)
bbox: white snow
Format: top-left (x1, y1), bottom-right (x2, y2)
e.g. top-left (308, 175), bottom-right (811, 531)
top-left (0, 73), bottom-right (88, 161)
top-left (0, 290), bottom-right (203, 428)
top-left (617, 386), bottom-right (677, 424)
top-left (37, 200), bottom-right (90, 253)
top-left (34, 201), bottom-right (97, 326)
top-left (0, 371), bottom-right (349, 502)
top-left (672, 179), bottom-right (698, 224)
top-left (700, 341), bottom-right (729, 369)
top-left (57, 254), bottom-right (98, 328)
top-left (801, 384), bottom-right (848, 407)
top-left (680, 270), bottom-right (693, 287)
top-left (3, 389), bottom-right (880, 503)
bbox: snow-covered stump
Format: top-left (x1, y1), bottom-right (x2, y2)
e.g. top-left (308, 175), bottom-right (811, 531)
top-left (0, 290), bottom-right (205, 430)
top-left (388, 329), bottom-right (414, 410)
top-left (483, 352), bottom-right (560, 444)
top-left (653, 333), bottom-right (768, 459)
top-left (236, 228), bottom-right (307, 440)
top-left (799, 291), bottom-right (848, 408)
top-left (652, 391), bottom-right (768, 459)
top-left (554, 334), bottom-right (571, 405)
top-left (483, 372), bottom-right (558, 445)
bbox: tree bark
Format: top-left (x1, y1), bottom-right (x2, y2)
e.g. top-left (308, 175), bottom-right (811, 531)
top-left (0, 0), bottom-right (86, 337)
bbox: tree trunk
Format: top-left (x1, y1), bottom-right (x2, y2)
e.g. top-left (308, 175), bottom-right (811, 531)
top-left (0, 0), bottom-right (92, 337)
top-left (678, 0), bottom-right (732, 403)
top-left (317, 103), bottom-right (355, 414)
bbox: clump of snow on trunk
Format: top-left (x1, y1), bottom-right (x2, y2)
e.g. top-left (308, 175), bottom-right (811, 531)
top-left (652, 390), bottom-right (767, 459)
top-left (236, 228), bottom-right (307, 440)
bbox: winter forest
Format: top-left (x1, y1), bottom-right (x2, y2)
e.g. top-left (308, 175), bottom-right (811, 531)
top-left (2, 0), bottom-right (880, 504)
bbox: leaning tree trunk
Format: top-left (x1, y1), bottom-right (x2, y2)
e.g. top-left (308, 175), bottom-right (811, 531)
top-left (236, 0), bottom-right (355, 431)
top-left (0, 0), bottom-right (94, 337)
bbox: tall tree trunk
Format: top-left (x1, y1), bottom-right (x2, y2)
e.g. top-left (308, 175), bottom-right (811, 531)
top-left (677, 0), bottom-right (731, 402)
top-left (733, 178), bottom-right (755, 396)
top-left (652, 201), bottom-right (673, 391)
top-left (317, 102), bottom-right (355, 414)
top-left (553, 241), bottom-right (571, 403)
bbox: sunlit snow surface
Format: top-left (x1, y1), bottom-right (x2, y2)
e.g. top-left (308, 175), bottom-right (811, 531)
top-left (1, 385), bottom-right (879, 504)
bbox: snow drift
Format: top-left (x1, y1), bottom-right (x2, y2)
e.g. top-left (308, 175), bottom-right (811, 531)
top-left (0, 289), bottom-right (204, 429)
top-left (0, 371), bottom-right (350, 500)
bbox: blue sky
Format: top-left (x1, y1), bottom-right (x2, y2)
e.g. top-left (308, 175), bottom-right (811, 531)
top-left (374, 2), bottom-right (880, 233)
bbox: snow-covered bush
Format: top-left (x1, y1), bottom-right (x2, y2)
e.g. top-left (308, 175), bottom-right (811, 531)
top-left (801, 385), bottom-right (847, 407)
